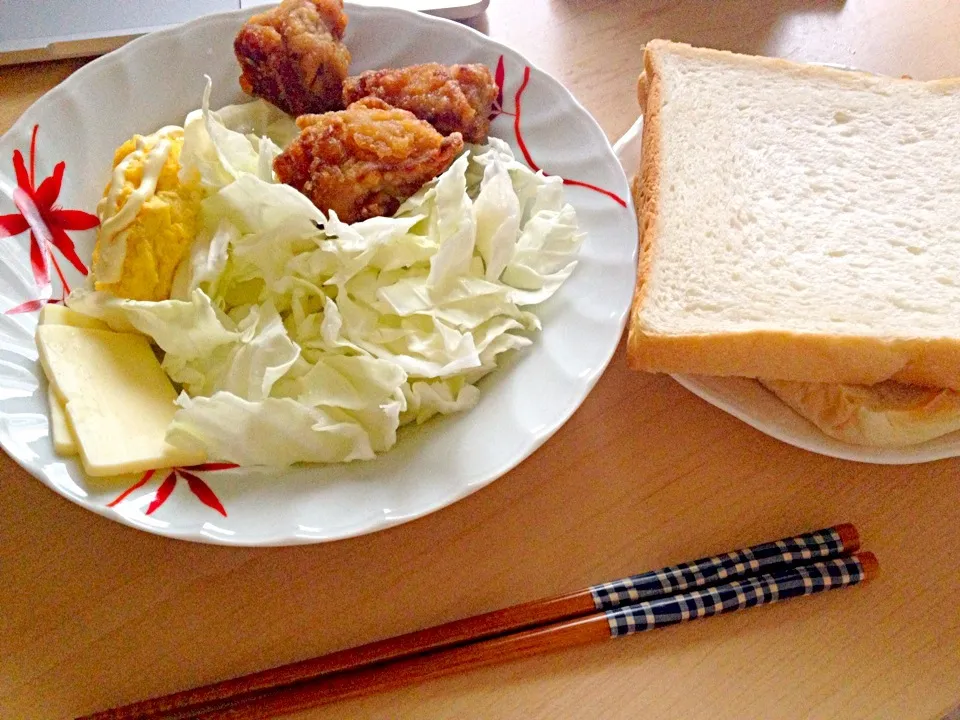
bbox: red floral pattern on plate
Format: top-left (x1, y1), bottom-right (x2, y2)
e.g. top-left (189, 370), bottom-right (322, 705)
top-left (108, 463), bottom-right (238, 517)
top-left (0, 125), bottom-right (99, 314)
top-left (0, 129), bottom-right (231, 518)
top-left (490, 56), bottom-right (628, 208)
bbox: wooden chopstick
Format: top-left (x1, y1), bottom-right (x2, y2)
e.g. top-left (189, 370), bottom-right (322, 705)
top-left (197, 553), bottom-right (879, 720)
top-left (79, 524), bottom-right (861, 720)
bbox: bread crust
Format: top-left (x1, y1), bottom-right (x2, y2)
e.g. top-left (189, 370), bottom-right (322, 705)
top-left (630, 331), bottom-right (960, 389)
top-left (636, 72), bottom-right (648, 114)
top-left (626, 40), bottom-right (960, 390)
top-left (640, 39), bottom-right (960, 92)
top-left (626, 47), bottom-right (662, 364)
top-left (760, 379), bottom-right (960, 447)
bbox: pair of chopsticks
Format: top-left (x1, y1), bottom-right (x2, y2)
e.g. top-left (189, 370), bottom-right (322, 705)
top-left (82, 524), bottom-right (876, 720)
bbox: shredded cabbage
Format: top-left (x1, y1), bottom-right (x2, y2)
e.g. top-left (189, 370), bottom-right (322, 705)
top-left (68, 87), bottom-right (584, 467)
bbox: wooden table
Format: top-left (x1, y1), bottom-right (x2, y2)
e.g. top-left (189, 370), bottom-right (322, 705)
top-left (3, 1), bottom-right (960, 718)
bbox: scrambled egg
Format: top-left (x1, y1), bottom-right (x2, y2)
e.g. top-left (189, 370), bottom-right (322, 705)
top-left (92, 127), bottom-right (202, 301)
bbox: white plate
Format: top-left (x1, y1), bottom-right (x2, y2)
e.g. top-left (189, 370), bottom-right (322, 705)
top-left (0, 4), bottom-right (637, 544)
top-left (614, 116), bottom-right (960, 465)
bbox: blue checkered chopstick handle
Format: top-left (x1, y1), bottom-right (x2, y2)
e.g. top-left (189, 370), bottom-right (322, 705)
top-left (605, 555), bottom-right (870, 638)
top-left (589, 525), bottom-right (854, 611)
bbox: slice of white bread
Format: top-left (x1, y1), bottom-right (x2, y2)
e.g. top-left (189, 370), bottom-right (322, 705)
top-left (628, 40), bottom-right (960, 389)
top-left (760, 379), bottom-right (960, 447)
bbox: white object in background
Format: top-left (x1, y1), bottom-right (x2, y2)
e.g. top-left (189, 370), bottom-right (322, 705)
top-left (0, 0), bottom-right (489, 66)
top-left (240, 0), bottom-right (489, 19)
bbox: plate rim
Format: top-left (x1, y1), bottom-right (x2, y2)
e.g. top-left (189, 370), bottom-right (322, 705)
top-left (0, 3), bottom-right (639, 545)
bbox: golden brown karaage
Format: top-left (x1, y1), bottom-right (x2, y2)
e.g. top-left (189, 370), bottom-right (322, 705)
top-left (234, 0), bottom-right (350, 116)
top-left (274, 97), bottom-right (464, 223)
top-left (342, 63), bottom-right (498, 144)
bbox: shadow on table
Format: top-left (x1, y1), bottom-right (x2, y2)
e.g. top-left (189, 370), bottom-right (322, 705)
top-left (549, 0), bottom-right (845, 57)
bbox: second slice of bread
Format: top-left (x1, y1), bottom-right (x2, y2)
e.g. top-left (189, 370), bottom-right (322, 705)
top-left (628, 40), bottom-right (960, 389)
top-left (760, 379), bottom-right (960, 447)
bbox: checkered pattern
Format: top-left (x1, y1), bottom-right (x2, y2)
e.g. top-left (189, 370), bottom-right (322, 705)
top-left (590, 527), bottom-right (845, 610)
top-left (604, 555), bottom-right (865, 637)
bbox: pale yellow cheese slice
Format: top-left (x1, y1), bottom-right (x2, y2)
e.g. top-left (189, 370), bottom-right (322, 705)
top-left (40, 303), bottom-right (109, 454)
top-left (47, 385), bottom-right (78, 456)
top-left (36, 324), bottom-right (204, 477)
top-left (40, 303), bottom-right (110, 330)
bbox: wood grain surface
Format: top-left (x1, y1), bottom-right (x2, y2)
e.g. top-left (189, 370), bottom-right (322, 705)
top-left (2, 1), bottom-right (960, 719)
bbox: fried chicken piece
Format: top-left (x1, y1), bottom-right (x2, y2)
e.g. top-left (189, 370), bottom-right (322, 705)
top-left (342, 63), bottom-right (498, 144)
top-left (234, 0), bottom-right (351, 116)
top-left (274, 97), bottom-right (464, 223)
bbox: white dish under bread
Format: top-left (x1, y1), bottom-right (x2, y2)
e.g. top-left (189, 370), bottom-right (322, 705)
top-left (615, 40), bottom-right (960, 464)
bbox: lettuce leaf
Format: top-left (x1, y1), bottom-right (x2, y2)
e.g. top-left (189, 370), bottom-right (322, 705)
top-left (473, 151), bottom-right (520, 280)
top-left (164, 301), bottom-right (301, 400)
top-left (168, 392), bottom-right (376, 465)
top-left (179, 77), bottom-right (296, 190)
top-left (425, 154), bottom-right (476, 288)
top-left (297, 354), bottom-right (406, 410)
top-left (70, 113), bottom-right (583, 468)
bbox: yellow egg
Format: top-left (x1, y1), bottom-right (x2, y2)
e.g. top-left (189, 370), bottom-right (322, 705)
top-left (92, 128), bottom-right (202, 301)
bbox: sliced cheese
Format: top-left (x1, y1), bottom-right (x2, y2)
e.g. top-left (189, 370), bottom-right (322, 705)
top-left (36, 324), bottom-right (204, 477)
top-left (39, 303), bottom-right (110, 330)
top-left (40, 303), bottom-right (109, 455)
top-left (47, 385), bottom-right (78, 456)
